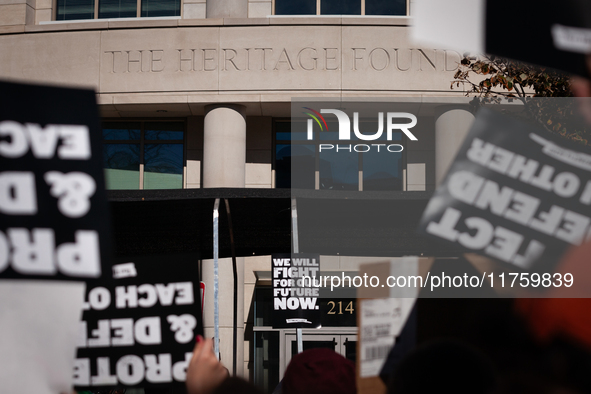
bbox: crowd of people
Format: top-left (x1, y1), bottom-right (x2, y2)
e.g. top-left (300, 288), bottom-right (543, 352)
top-left (184, 296), bottom-right (591, 394)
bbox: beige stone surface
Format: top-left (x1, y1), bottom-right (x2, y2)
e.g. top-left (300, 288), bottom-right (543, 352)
top-left (0, 4), bottom-right (26, 26)
top-left (223, 17), bottom-right (268, 25)
top-left (207, 0), bottom-right (247, 18)
top-left (342, 25), bottom-right (462, 92)
top-left (0, 25), bottom-right (24, 34)
top-left (203, 104), bottom-right (246, 187)
top-left (245, 163), bottom-right (271, 186)
top-left (248, 2), bottom-right (271, 18)
top-left (99, 27), bottom-right (220, 93)
top-left (112, 95), bottom-right (191, 115)
top-left (406, 163), bottom-right (425, 188)
top-left (0, 31), bottom-right (100, 89)
top-left (25, 20), bottom-right (109, 32)
top-left (34, 8), bottom-right (52, 23)
top-left (1, 23), bottom-right (462, 98)
top-left (36, 0), bottom-right (51, 8)
top-left (25, 4), bottom-right (34, 25)
top-left (341, 16), bottom-right (411, 26)
top-left (183, 3), bottom-right (206, 19)
top-left (25, 0), bottom-right (50, 8)
top-left (218, 25), bottom-right (342, 91)
top-left (435, 107), bottom-right (474, 184)
top-left (0, 0), bottom-right (26, 5)
top-left (107, 18), bottom-right (179, 29)
top-left (244, 282), bottom-right (255, 321)
top-left (269, 17), bottom-right (342, 25)
top-left (178, 17), bottom-right (223, 26)
top-left (186, 159), bottom-right (201, 185)
top-left (319, 255), bottom-right (340, 270)
top-left (244, 255), bottom-right (271, 284)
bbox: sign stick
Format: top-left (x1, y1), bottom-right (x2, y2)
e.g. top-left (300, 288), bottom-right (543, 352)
top-left (213, 198), bottom-right (220, 360)
top-left (291, 198), bottom-right (304, 354)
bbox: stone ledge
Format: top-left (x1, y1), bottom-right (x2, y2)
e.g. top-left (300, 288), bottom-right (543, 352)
top-left (269, 16), bottom-right (342, 25)
top-left (178, 18), bottom-right (223, 26)
top-left (0, 24), bottom-right (25, 34)
top-left (3, 16), bottom-right (416, 35)
top-left (25, 20), bottom-right (109, 32)
top-left (223, 17), bottom-right (269, 26)
top-left (340, 16), bottom-right (411, 26)
top-left (108, 18), bottom-right (179, 29)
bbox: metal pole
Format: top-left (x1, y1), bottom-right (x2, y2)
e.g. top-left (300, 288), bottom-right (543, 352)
top-left (213, 198), bottom-right (220, 360)
top-left (224, 199), bottom-right (238, 376)
top-left (291, 198), bottom-right (303, 354)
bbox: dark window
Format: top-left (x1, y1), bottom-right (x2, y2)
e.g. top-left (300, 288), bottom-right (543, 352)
top-left (275, 0), bottom-right (316, 15)
top-left (56, 0), bottom-right (95, 20)
top-left (321, 0), bottom-right (360, 15)
top-left (274, 120), bottom-right (404, 191)
top-left (103, 121), bottom-right (184, 190)
top-left (98, 0), bottom-right (137, 18)
top-left (273, 0), bottom-right (407, 15)
top-left (141, 0), bottom-right (181, 17)
top-left (56, 0), bottom-right (181, 19)
top-left (365, 0), bottom-right (406, 15)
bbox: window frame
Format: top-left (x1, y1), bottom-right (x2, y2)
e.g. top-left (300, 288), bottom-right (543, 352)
top-left (273, 118), bottom-right (407, 191)
top-left (53, 0), bottom-right (183, 20)
top-left (102, 118), bottom-right (187, 190)
top-left (272, 0), bottom-right (410, 16)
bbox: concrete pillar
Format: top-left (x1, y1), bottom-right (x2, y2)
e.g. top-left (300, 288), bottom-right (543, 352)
top-left (202, 104), bottom-right (246, 376)
top-left (435, 107), bottom-right (475, 185)
top-left (203, 104), bottom-right (246, 188)
top-left (206, 0), bottom-right (247, 18)
top-left (202, 257), bottom-right (245, 377)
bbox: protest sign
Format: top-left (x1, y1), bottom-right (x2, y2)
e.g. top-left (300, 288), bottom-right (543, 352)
top-left (419, 107), bottom-right (591, 272)
top-left (74, 254), bottom-right (202, 390)
top-left (0, 80), bottom-right (111, 280)
top-left (272, 253), bottom-right (321, 328)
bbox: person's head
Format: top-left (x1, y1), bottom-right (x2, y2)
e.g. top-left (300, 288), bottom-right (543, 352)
top-left (282, 348), bottom-right (356, 394)
top-left (387, 340), bottom-right (496, 394)
top-left (213, 377), bottom-right (264, 394)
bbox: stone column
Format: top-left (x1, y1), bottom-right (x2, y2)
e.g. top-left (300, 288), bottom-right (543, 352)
top-left (434, 107), bottom-right (475, 185)
top-left (202, 103), bottom-right (246, 376)
top-left (203, 104), bottom-right (246, 188)
top-left (206, 0), bottom-right (247, 18)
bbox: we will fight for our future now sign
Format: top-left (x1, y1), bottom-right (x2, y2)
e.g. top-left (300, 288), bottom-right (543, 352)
top-left (419, 106), bottom-right (591, 272)
top-left (272, 253), bottom-right (321, 328)
top-left (0, 80), bottom-right (111, 280)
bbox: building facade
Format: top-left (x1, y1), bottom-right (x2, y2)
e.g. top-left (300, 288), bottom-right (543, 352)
top-left (0, 1), bottom-right (475, 390)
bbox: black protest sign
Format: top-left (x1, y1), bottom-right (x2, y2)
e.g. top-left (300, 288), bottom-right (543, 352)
top-left (485, 0), bottom-right (590, 77)
top-left (74, 254), bottom-right (203, 390)
top-left (419, 108), bottom-right (591, 272)
top-left (0, 80), bottom-right (111, 280)
top-left (272, 253), bottom-right (321, 328)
